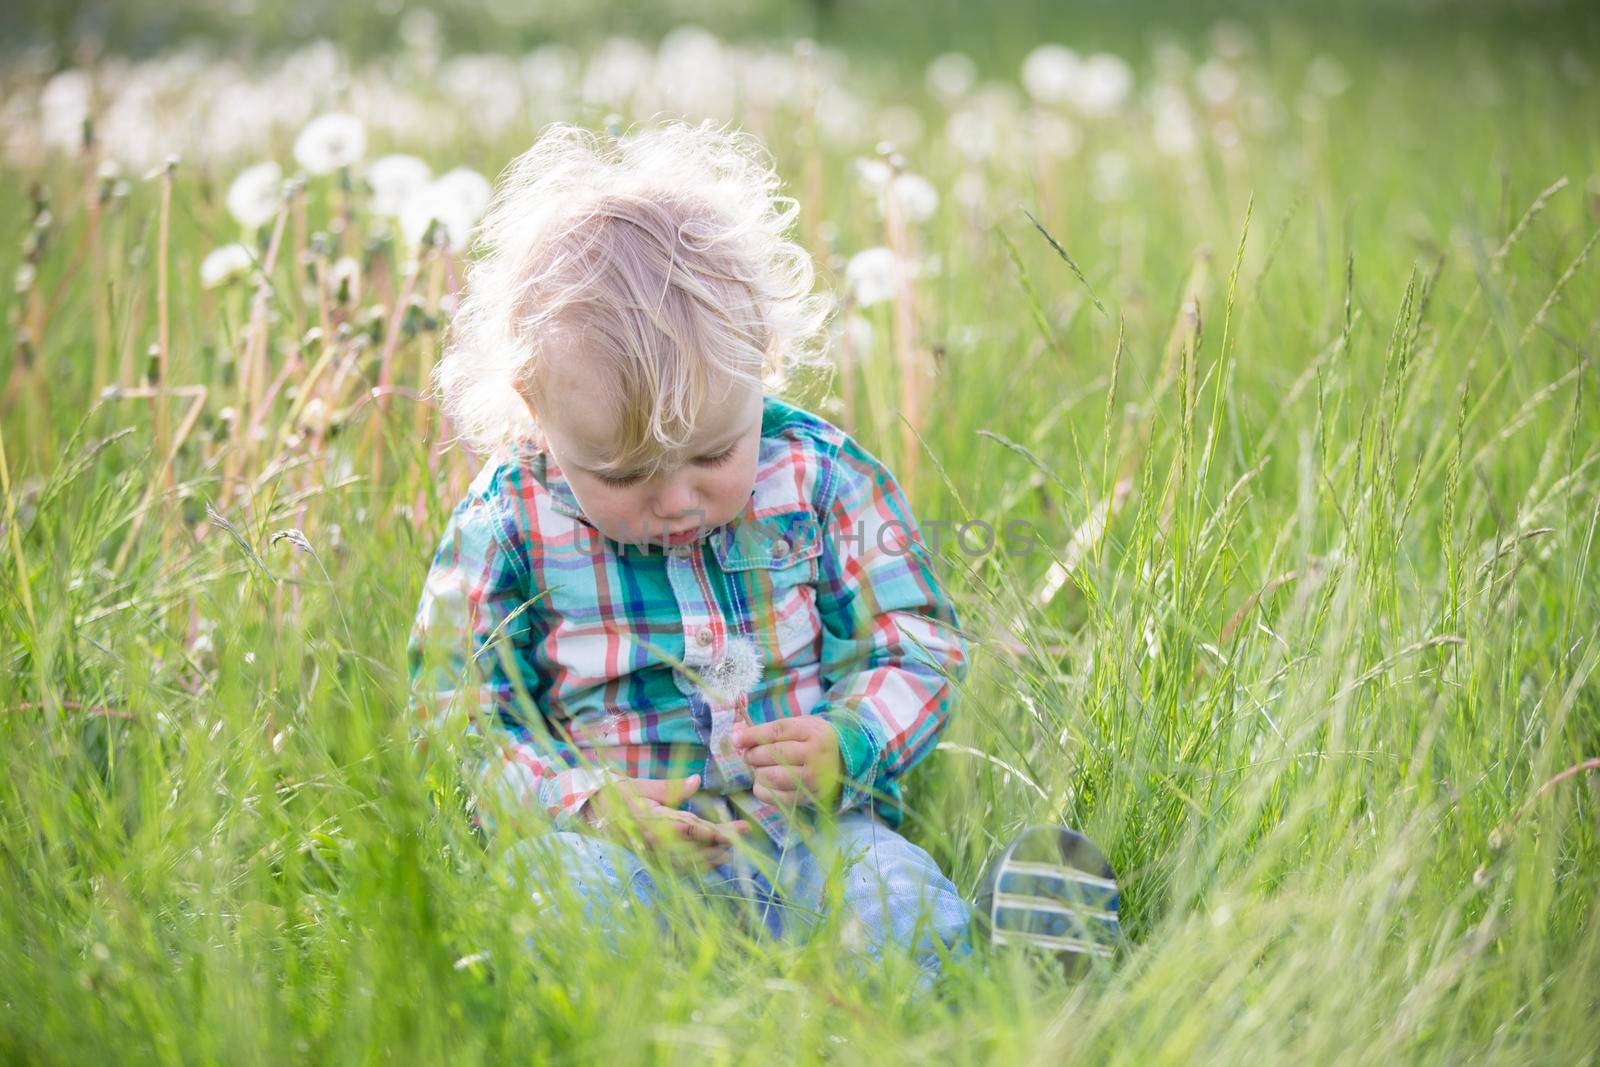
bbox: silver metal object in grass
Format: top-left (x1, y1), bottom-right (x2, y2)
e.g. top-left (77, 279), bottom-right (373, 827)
top-left (974, 824), bottom-right (1122, 969)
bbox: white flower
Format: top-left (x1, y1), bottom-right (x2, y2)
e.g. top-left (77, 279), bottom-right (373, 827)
top-left (225, 161), bottom-right (283, 230)
top-left (1150, 86), bottom-right (1200, 156)
top-left (946, 108), bottom-right (999, 162)
top-left (853, 156), bottom-right (892, 194)
top-left (1022, 44), bottom-right (1081, 106)
top-left (875, 104), bottom-right (925, 147)
top-left (814, 84), bottom-right (867, 144)
top-left (200, 243), bottom-right (254, 289)
top-left (581, 36), bottom-right (653, 107)
top-left (886, 172), bottom-right (939, 222)
top-left (843, 313), bottom-right (874, 357)
top-left (1092, 152), bottom-right (1132, 202)
top-left (926, 52), bottom-right (977, 101)
top-left (40, 69), bottom-right (93, 152)
top-left (1307, 56), bottom-right (1351, 97)
top-left (1073, 54), bottom-right (1134, 116)
top-left (292, 112), bottom-right (366, 175)
top-left (1195, 60), bottom-right (1240, 106)
top-left (400, 167), bottom-right (491, 252)
top-left (696, 635), bottom-right (763, 705)
top-left (846, 247), bottom-right (896, 307)
top-left (297, 397), bottom-right (330, 435)
top-left (366, 154), bottom-right (432, 218)
top-left (953, 169), bottom-right (988, 212)
top-left (521, 43), bottom-right (581, 100)
top-left (1028, 109), bottom-right (1081, 159)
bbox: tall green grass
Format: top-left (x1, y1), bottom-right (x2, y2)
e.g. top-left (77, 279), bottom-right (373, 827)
top-left (2, 17), bottom-right (1597, 1065)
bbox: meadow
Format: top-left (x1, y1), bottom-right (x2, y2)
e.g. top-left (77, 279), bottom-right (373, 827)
top-left (2, 4), bottom-right (1598, 1063)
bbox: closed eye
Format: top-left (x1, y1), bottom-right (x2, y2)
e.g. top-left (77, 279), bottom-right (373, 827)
top-left (591, 447), bottom-right (736, 488)
top-left (694, 446), bottom-right (738, 468)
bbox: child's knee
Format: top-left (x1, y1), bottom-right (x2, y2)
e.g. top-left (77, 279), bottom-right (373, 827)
top-left (813, 814), bottom-right (972, 950)
top-left (503, 830), bottom-right (657, 908)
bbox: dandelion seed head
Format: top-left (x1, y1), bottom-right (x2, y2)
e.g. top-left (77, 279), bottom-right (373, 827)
top-left (926, 52), bottom-right (977, 101)
top-left (293, 112), bottom-right (366, 175)
top-left (225, 160), bottom-right (283, 230)
top-left (695, 634), bottom-right (764, 706)
top-left (40, 69), bottom-right (93, 151)
top-left (845, 246), bottom-right (898, 307)
top-left (399, 166), bottom-right (491, 252)
top-left (1021, 44), bottom-right (1083, 107)
top-left (367, 154), bottom-right (432, 218)
top-left (1196, 60), bottom-right (1241, 106)
top-left (1073, 53), bottom-right (1135, 116)
top-left (885, 172), bottom-right (939, 222)
top-left (200, 243), bottom-right (254, 289)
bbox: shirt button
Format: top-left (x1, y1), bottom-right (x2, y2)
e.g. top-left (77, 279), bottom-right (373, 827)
top-left (772, 538), bottom-right (790, 559)
top-left (694, 627), bottom-right (713, 647)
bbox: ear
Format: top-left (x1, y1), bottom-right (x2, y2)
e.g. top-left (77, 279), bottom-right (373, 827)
top-left (513, 385), bottom-right (546, 448)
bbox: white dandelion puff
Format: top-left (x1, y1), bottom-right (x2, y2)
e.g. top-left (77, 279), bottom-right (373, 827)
top-left (400, 166), bottom-right (491, 252)
top-left (40, 69), bottom-right (93, 152)
top-left (1092, 151), bottom-right (1132, 202)
top-left (696, 635), bottom-right (764, 706)
top-left (366, 154), bottom-right (432, 218)
top-left (1150, 86), bottom-right (1200, 157)
top-left (293, 112), bottom-right (366, 175)
top-left (842, 313), bottom-right (875, 358)
top-left (1072, 53), bottom-right (1134, 116)
top-left (875, 104), bottom-right (925, 147)
top-left (946, 107), bottom-right (999, 162)
top-left (885, 172), bottom-right (939, 222)
top-left (1306, 56), bottom-right (1351, 97)
top-left (1028, 109), bottom-right (1082, 159)
top-left (200, 243), bottom-right (255, 289)
top-left (953, 169), bottom-right (989, 212)
top-left (926, 52), bottom-right (977, 101)
top-left (853, 156), bottom-right (892, 194)
top-left (1021, 44), bottom-right (1082, 106)
top-left (225, 160), bottom-right (283, 230)
top-left (1195, 60), bottom-right (1241, 106)
top-left (845, 247), bottom-right (899, 307)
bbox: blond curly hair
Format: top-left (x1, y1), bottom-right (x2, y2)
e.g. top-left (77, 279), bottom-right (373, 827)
top-left (435, 118), bottom-right (836, 470)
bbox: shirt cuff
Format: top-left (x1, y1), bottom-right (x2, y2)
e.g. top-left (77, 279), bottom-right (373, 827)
top-left (816, 704), bottom-right (883, 814)
top-left (539, 767), bottom-right (623, 829)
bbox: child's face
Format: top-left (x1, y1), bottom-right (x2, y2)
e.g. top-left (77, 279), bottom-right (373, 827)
top-left (532, 362), bottom-right (764, 550)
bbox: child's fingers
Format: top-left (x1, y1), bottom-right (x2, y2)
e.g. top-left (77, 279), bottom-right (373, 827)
top-left (629, 773), bottom-right (702, 808)
top-left (743, 739), bottom-right (814, 767)
top-left (752, 780), bottom-right (796, 808)
top-left (732, 718), bottom-right (807, 749)
top-left (755, 764), bottom-right (810, 791)
top-left (666, 809), bottom-right (749, 847)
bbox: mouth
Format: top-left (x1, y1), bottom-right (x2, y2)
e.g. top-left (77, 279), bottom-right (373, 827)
top-left (664, 528), bottom-right (703, 545)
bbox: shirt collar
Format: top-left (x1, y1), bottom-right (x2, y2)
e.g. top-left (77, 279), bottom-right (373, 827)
top-left (521, 439), bottom-right (587, 521)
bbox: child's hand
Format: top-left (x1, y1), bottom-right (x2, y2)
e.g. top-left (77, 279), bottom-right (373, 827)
top-left (732, 717), bottom-right (842, 811)
top-left (581, 773), bottom-right (748, 869)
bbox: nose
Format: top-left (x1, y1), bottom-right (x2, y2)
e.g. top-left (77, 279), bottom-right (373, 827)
top-left (650, 473), bottom-right (702, 523)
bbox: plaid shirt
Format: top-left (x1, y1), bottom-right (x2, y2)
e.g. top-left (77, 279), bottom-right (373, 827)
top-left (406, 394), bottom-right (968, 845)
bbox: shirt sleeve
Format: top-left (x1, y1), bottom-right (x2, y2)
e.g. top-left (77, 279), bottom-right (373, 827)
top-left (810, 434), bottom-right (970, 815)
top-left (406, 488), bottom-right (620, 834)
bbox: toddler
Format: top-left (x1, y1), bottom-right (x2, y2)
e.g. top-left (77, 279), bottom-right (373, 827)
top-left (406, 120), bottom-right (1118, 981)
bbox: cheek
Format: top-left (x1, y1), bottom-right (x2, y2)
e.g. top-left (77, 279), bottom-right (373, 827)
top-left (571, 485), bottom-right (643, 535)
top-left (708, 457), bottom-right (759, 513)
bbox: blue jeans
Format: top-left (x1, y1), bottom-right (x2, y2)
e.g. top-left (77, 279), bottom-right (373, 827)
top-left (499, 810), bottom-right (974, 981)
